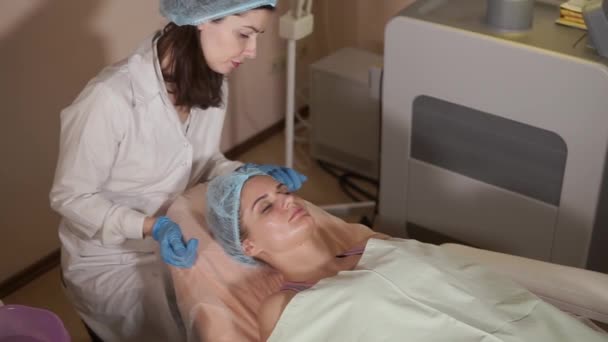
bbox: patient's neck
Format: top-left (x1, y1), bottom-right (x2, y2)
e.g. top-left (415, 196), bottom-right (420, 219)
top-left (265, 229), bottom-right (353, 283)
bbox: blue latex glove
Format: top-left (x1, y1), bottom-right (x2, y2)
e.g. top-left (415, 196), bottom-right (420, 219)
top-left (240, 163), bottom-right (307, 192)
top-left (152, 216), bottom-right (198, 268)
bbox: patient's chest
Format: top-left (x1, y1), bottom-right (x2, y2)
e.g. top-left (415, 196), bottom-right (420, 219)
top-left (268, 238), bottom-right (540, 342)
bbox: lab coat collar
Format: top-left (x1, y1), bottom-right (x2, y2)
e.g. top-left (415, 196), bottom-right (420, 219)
top-left (127, 32), bottom-right (172, 107)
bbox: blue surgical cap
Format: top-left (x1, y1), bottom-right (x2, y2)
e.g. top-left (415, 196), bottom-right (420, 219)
top-left (160, 0), bottom-right (278, 26)
top-left (206, 167), bottom-right (268, 266)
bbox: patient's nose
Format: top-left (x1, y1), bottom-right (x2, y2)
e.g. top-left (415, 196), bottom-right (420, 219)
top-left (281, 193), bottom-right (295, 208)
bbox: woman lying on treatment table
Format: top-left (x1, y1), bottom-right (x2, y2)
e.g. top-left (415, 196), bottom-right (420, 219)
top-left (205, 167), bottom-right (608, 342)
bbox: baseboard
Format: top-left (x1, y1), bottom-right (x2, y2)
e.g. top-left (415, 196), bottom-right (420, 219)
top-left (0, 249), bottom-right (60, 298)
top-left (0, 119), bottom-right (289, 298)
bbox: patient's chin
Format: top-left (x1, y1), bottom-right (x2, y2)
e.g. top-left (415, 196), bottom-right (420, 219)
top-left (286, 217), bottom-right (316, 243)
top-left (298, 214), bottom-right (315, 229)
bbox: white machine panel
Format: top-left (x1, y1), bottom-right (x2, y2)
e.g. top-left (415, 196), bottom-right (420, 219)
top-left (379, 0), bottom-right (608, 271)
top-left (408, 159), bottom-right (558, 261)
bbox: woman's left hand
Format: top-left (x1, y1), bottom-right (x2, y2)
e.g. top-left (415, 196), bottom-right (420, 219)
top-left (152, 216), bottom-right (199, 268)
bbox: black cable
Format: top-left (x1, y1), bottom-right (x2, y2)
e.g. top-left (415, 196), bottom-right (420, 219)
top-left (318, 160), bottom-right (378, 185)
top-left (339, 174), bottom-right (376, 200)
top-left (317, 160), bottom-right (379, 227)
top-left (573, 32), bottom-right (588, 49)
top-left (342, 169), bottom-right (379, 185)
top-left (317, 160), bottom-right (378, 201)
top-left (338, 178), bottom-right (365, 202)
top-left (317, 159), bottom-right (343, 179)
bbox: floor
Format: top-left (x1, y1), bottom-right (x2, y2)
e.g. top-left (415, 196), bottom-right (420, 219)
top-left (1, 130), bottom-right (369, 341)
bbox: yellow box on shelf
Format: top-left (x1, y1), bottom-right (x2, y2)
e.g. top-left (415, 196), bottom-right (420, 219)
top-left (556, 17), bottom-right (588, 29)
top-left (557, 0), bottom-right (591, 29)
top-left (560, 8), bottom-right (584, 18)
top-left (560, 0), bottom-right (592, 12)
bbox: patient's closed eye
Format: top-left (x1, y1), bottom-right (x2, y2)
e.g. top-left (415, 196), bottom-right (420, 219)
top-left (261, 191), bottom-right (291, 214)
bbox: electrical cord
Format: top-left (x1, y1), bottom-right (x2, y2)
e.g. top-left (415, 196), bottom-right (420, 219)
top-left (293, 105), bottom-right (310, 143)
top-left (317, 160), bottom-right (378, 199)
top-left (317, 160), bottom-right (380, 226)
top-left (573, 32), bottom-right (588, 49)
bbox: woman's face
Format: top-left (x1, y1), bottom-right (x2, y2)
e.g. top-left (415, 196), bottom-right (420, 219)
top-left (197, 9), bottom-right (272, 74)
top-left (239, 176), bottom-right (315, 258)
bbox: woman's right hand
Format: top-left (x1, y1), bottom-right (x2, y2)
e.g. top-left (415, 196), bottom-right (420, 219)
top-left (151, 216), bottom-right (198, 268)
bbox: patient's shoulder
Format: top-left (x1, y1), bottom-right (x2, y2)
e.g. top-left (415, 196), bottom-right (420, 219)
top-left (369, 232), bottom-right (391, 240)
top-left (258, 290), bottom-right (296, 341)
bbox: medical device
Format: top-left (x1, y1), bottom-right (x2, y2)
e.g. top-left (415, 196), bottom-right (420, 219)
top-left (486, 0), bottom-right (535, 31)
top-left (378, 0), bottom-right (608, 272)
top-left (309, 48), bottom-right (383, 180)
top-left (280, 0), bottom-right (379, 217)
top-left (280, 0), bottom-right (314, 168)
top-left (584, 0), bottom-right (608, 58)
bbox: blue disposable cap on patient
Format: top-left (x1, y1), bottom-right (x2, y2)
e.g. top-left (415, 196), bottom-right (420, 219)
top-left (160, 0), bottom-right (278, 26)
top-left (206, 166), bottom-right (268, 266)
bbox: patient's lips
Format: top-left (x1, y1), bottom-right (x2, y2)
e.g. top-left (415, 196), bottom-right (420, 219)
top-left (289, 206), bottom-right (307, 222)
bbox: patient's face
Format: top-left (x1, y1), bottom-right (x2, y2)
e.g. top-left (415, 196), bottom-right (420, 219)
top-left (240, 176), bottom-right (315, 256)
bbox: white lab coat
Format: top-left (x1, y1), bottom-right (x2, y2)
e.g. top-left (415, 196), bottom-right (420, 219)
top-left (49, 34), bottom-right (241, 341)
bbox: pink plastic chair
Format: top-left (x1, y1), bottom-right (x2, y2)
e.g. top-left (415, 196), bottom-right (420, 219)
top-left (0, 304), bottom-right (70, 342)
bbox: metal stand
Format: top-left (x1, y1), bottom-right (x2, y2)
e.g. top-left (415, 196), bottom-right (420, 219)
top-left (321, 201), bottom-right (376, 218)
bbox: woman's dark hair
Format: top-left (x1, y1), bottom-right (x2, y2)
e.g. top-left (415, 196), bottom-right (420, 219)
top-left (156, 5), bottom-right (275, 110)
top-left (157, 23), bottom-right (224, 110)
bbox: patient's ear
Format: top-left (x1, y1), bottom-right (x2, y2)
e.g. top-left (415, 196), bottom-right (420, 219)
top-left (242, 238), bottom-right (260, 257)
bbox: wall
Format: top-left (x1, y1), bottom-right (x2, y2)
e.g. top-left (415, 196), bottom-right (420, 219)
top-left (0, 0), bottom-right (416, 283)
top-left (282, 0), bottom-right (416, 111)
top-left (223, 0), bottom-right (419, 166)
top-left (0, 0), bottom-right (290, 283)
top-left (0, 0), bottom-right (166, 283)
top-left (308, 1), bottom-right (415, 54)
top-left (221, 0), bottom-right (290, 150)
